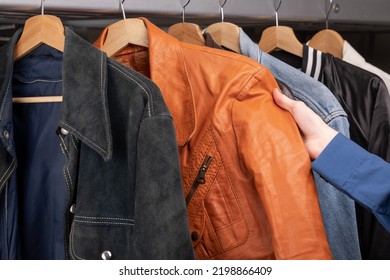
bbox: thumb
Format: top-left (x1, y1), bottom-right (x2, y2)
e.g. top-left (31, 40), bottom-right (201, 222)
top-left (272, 88), bottom-right (295, 113)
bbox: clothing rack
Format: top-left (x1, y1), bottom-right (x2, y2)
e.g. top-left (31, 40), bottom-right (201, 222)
top-left (0, 0), bottom-right (389, 28)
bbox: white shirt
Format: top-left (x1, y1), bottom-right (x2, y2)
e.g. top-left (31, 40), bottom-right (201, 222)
top-left (343, 40), bottom-right (390, 92)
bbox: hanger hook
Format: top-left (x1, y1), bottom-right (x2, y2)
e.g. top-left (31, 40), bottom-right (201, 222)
top-left (325, 0), bottom-right (333, 29)
top-left (41, 0), bottom-right (45, 15)
top-left (120, 0), bottom-right (126, 20)
top-left (274, 0), bottom-right (282, 27)
top-left (219, 0), bottom-right (227, 22)
top-left (181, 0), bottom-right (191, 23)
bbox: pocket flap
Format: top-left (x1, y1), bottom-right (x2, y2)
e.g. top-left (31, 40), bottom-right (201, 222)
top-left (69, 216), bottom-right (135, 260)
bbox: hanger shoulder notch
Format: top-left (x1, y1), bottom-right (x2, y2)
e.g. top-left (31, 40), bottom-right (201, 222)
top-left (14, 15), bottom-right (65, 61)
top-left (308, 29), bottom-right (344, 59)
top-left (101, 18), bottom-right (148, 57)
top-left (168, 22), bottom-right (205, 46)
top-left (206, 22), bottom-right (240, 53)
top-left (259, 26), bottom-right (303, 57)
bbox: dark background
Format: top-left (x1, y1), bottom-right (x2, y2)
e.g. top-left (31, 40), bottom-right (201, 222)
top-left (1, 20), bottom-right (389, 73)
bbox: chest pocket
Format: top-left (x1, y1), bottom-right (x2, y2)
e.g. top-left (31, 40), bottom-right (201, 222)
top-left (184, 128), bottom-right (248, 259)
top-left (69, 215), bottom-right (135, 260)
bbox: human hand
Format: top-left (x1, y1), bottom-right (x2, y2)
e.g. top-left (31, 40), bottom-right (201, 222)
top-left (272, 88), bottom-right (338, 160)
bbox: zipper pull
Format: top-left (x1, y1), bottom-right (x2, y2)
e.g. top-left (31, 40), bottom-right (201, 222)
top-left (197, 156), bottom-right (213, 184)
top-left (185, 155), bottom-right (214, 206)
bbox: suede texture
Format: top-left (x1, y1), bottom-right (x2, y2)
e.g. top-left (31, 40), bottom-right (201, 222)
top-left (0, 27), bottom-right (194, 260)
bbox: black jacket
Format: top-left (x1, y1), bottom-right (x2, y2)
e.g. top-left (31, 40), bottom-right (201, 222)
top-left (0, 27), bottom-right (194, 260)
top-left (301, 45), bottom-right (390, 260)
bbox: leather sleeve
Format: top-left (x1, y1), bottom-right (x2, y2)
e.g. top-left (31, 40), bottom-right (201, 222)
top-left (232, 68), bottom-right (332, 259)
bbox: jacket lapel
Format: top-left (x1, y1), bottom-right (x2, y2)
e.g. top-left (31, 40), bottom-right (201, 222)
top-left (60, 27), bottom-right (113, 161)
top-left (141, 18), bottom-right (196, 146)
top-left (94, 19), bottom-right (196, 147)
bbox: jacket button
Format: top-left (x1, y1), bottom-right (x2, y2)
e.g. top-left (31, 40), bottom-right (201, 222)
top-left (70, 204), bottom-right (76, 214)
top-left (60, 128), bottom-right (69, 135)
top-left (101, 250), bottom-right (112, 260)
top-left (3, 130), bottom-right (9, 140)
top-left (191, 231), bottom-right (198, 241)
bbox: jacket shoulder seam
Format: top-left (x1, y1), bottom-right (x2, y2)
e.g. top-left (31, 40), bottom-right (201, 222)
top-left (236, 67), bottom-right (269, 100)
top-left (181, 45), bottom-right (269, 99)
top-left (199, 47), bottom-right (267, 70)
top-left (108, 63), bottom-right (154, 117)
top-left (140, 114), bottom-right (173, 123)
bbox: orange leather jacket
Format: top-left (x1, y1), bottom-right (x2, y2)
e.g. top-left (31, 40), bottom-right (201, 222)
top-left (94, 18), bottom-right (332, 260)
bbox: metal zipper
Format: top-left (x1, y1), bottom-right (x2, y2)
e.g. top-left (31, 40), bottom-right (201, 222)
top-left (185, 155), bottom-right (213, 206)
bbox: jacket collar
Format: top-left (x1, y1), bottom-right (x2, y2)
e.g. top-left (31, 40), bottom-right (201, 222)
top-left (239, 28), bottom-right (262, 63)
top-left (0, 27), bottom-right (112, 161)
top-left (143, 18), bottom-right (196, 146)
top-left (94, 18), bottom-right (196, 146)
top-left (0, 29), bottom-right (19, 157)
top-left (342, 40), bottom-right (366, 66)
top-left (302, 45), bottom-right (324, 81)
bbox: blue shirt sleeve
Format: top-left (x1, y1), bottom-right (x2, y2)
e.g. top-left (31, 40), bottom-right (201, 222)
top-left (312, 133), bottom-right (390, 233)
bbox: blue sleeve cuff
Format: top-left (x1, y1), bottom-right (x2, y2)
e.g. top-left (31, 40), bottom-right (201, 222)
top-left (312, 133), bottom-right (367, 188)
top-left (312, 133), bottom-right (390, 233)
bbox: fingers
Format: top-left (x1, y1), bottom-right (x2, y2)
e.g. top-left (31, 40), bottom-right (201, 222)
top-left (272, 88), bottom-right (294, 112)
top-left (272, 88), bottom-right (338, 160)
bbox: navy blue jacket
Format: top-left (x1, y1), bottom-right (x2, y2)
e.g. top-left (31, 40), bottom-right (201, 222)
top-left (313, 133), bottom-right (390, 234)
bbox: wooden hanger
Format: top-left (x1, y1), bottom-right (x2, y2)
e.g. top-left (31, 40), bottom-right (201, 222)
top-left (258, 26), bottom-right (303, 57)
top-left (14, 15), bottom-right (64, 61)
top-left (205, 22), bottom-right (240, 53)
top-left (258, 0), bottom-right (303, 57)
top-left (308, 30), bottom-right (344, 59)
top-left (101, 1), bottom-right (148, 57)
top-left (307, 1), bottom-right (344, 58)
top-left (168, 23), bottom-right (205, 46)
top-left (13, 0), bottom-right (64, 104)
top-left (101, 18), bottom-right (149, 57)
top-left (168, 0), bottom-right (205, 46)
top-left (204, 1), bottom-right (240, 53)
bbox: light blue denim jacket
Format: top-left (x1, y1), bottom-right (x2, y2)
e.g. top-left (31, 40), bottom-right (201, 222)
top-left (240, 29), bottom-right (361, 260)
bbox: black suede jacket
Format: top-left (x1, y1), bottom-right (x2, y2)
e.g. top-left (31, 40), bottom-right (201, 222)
top-left (0, 27), bottom-right (194, 260)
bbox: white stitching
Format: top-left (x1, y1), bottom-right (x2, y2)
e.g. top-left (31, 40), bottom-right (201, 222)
top-left (0, 82), bottom-right (11, 121)
top-left (63, 168), bottom-right (71, 196)
top-left (59, 134), bottom-right (69, 155)
top-left (59, 60), bottom-right (155, 157)
top-left (59, 121), bottom-right (107, 156)
top-left (16, 78), bottom-right (63, 84)
top-left (71, 136), bottom-right (78, 151)
top-left (57, 53), bottom-right (110, 158)
top-left (58, 134), bottom-right (68, 156)
top-left (60, 142), bottom-right (72, 259)
top-left (0, 160), bottom-right (15, 185)
top-left (100, 53), bottom-right (110, 157)
top-left (70, 223), bottom-right (84, 260)
top-left (108, 64), bottom-right (152, 117)
top-left (59, 143), bottom-right (68, 158)
top-left (66, 167), bottom-right (73, 188)
top-left (100, 52), bottom-right (104, 109)
top-left (73, 219), bottom-right (134, 226)
top-left (75, 215), bottom-right (134, 222)
top-left (63, 166), bottom-right (80, 259)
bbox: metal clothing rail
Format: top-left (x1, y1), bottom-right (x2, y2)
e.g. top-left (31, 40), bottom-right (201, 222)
top-left (0, 0), bottom-right (389, 27)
